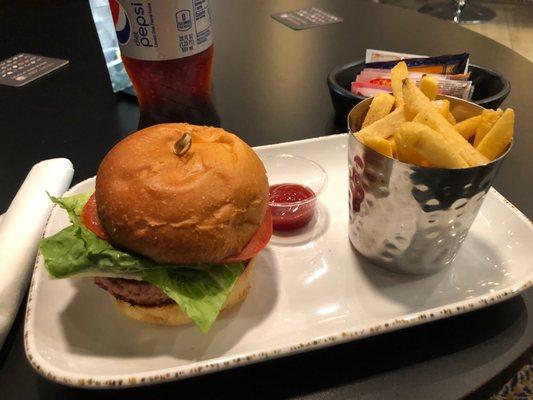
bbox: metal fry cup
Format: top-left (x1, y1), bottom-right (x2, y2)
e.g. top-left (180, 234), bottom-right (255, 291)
top-left (347, 96), bottom-right (511, 275)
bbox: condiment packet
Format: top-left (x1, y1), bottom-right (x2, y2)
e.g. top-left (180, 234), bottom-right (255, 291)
top-left (365, 49), bottom-right (427, 63)
top-left (365, 53), bottom-right (470, 75)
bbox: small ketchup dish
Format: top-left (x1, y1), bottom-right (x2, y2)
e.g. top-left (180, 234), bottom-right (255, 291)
top-left (261, 155), bottom-right (328, 231)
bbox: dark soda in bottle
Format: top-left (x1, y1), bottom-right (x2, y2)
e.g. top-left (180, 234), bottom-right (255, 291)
top-left (110, 0), bottom-right (220, 128)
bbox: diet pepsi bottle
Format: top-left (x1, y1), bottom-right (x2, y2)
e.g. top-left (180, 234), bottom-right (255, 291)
top-left (110, 0), bottom-right (220, 128)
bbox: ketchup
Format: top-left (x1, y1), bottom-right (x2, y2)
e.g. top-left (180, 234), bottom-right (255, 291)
top-left (269, 183), bottom-right (316, 231)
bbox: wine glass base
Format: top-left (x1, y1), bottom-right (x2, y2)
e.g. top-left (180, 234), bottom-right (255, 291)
top-left (418, 2), bottom-right (496, 24)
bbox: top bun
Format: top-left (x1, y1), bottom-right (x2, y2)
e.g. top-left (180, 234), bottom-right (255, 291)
top-left (95, 123), bottom-right (269, 264)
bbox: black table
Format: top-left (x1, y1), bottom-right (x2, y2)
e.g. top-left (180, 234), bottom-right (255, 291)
top-left (0, 0), bottom-right (531, 398)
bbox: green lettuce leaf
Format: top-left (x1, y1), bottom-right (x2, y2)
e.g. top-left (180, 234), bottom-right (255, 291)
top-left (40, 193), bottom-right (161, 278)
top-left (50, 192), bottom-right (91, 226)
top-left (39, 192), bottom-right (245, 332)
top-left (143, 264), bottom-right (244, 332)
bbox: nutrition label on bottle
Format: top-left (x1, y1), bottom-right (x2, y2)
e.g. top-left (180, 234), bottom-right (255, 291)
top-left (111, 0), bottom-right (213, 61)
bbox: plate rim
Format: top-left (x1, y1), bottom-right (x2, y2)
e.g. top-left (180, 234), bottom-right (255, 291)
top-left (24, 134), bottom-right (533, 389)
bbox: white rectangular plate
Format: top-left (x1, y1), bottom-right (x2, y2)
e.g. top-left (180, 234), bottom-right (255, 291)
top-left (25, 134), bottom-right (533, 388)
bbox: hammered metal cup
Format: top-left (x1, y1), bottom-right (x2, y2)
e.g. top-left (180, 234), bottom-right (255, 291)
top-left (347, 96), bottom-right (511, 275)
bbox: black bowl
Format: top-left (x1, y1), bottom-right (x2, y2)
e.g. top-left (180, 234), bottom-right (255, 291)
top-left (327, 59), bottom-right (511, 120)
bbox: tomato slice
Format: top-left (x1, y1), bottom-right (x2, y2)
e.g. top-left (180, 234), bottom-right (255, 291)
top-left (223, 208), bottom-right (273, 263)
top-left (81, 193), bottom-right (110, 241)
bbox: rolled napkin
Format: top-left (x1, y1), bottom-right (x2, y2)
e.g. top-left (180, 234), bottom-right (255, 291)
top-left (0, 158), bottom-right (74, 348)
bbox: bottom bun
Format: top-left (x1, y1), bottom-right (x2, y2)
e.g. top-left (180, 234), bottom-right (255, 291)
top-left (113, 258), bottom-right (256, 326)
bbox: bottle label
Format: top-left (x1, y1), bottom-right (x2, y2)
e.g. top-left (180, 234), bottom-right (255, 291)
top-left (110, 0), bottom-right (213, 61)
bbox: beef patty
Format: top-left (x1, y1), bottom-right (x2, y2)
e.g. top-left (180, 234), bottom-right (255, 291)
top-left (94, 277), bottom-right (173, 307)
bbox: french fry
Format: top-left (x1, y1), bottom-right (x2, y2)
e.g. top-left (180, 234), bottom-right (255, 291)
top-left (388, 137), bottom-right (397, 158)
top-left (454, 115), bottom-right (481, 140)
top-left (432, 99), bottom-right (456, 125)
top-left (395, 122), bottom-right (469, 168)
top-left (394, 127), bottom-right (426, 166)
top-left (362, 136), bottom-right (393, 158)
top-left (362, 93), bottom-right (395, 128)
top-left (402, 78), bottom-right (432, 120)
top-left (391, 61), bottom-right (409, 108)
top-left (357, 107), bottom-right (406, 139)
top-left (477, 108), bottom-right (514, 160)
top-left (412, 105), bottom-right (489, 166)
top-left (473, 109), bottom-right (503, 147)
top-left (420, 76), bottom-right (438, 101)
top-left (432, 99), bottom-right (448, 113)
top-left (444, 109), bottom-right (456, 125)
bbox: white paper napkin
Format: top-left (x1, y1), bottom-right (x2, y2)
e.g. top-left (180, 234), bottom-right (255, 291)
top-left (0, 158), bottom-right (74, 348)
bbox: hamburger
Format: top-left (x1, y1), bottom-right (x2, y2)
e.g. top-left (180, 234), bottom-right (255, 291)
top-left (39, 123), bottom-right (272, 332)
